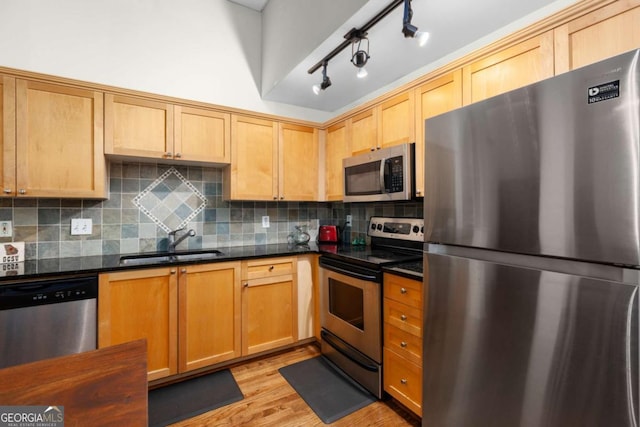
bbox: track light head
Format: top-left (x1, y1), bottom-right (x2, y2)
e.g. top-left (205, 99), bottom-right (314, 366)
top-left (312, 62), bottom-right (332, 95)
top-left (350, 36), bottom-right (370, 78)
top-left (402, 0), bottom-right (428, 46)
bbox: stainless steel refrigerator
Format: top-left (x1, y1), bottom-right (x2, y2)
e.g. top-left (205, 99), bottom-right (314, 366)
top-left (423, 49), bottom-right (640, 427)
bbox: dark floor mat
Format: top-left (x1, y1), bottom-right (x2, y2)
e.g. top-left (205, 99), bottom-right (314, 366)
top-left (279, 356), bottom-right (376, 424)
top-left (148, 369), bottom-right (243, 427)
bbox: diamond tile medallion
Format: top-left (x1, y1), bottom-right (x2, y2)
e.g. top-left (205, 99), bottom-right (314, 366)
top-left (134, 167), bottom-right (207, 233)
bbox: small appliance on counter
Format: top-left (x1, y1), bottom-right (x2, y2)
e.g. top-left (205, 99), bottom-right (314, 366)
top-left (317, 225), bottom-right (339, 244)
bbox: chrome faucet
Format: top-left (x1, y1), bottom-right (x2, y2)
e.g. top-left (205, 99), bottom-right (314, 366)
top-left (167, 227), bottom-right (196, 253)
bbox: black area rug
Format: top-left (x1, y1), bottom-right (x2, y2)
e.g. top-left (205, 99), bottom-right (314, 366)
top-left (148, 369), bottom-right (243, 427)
top-left (279, 356), bottom-right (376, 424)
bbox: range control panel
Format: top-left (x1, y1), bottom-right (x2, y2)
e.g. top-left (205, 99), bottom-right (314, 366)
top-left (368, 217), bottom-right (424, 241)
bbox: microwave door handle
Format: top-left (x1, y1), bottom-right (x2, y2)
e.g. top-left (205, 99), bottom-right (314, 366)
top-left (379, 158), bottom-right (387, 193)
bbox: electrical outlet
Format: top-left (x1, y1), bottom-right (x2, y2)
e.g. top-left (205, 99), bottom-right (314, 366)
top-left (262, 216), bottom-right (270, 228)
top-left (345, 215), bottom-right (352, 227)
top-left (71, 218), bottom-right (93, 235)
top-left (0, 221), bottom-right (12, 237)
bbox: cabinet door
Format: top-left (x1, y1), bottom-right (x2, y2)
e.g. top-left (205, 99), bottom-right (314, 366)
top-left (325, 120), bottom-right (349, 201)
top-left (378, 91), bottom-right (415, 149)
top-left (0, 76), bottom-right (15, 197)
top-left (279, 123), bottom-right (318, 201)
top-left (349, 108), bottom-right (377, 155)
top-left (178, 262), bottom-right (241, 372)
top-left (174, 106), bottom-right (230, 164)
top-left (242, 274), bottom-right (298, 355)
top-left (16, 80), bottom-right (105, 198)
top-left (226, 115), bottom-right (278, 200)
top-left (554, 0), bottom-right (640, 74)
top-left (104, 93), bottom-right (173, 160)
top-left (98, 268), bottom-right (178, 381)
top-left (415, 70), bottom-right (462, 197)
top-left (462, 31), bottom-right (554, 105)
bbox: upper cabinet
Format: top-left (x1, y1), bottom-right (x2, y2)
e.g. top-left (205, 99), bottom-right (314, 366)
top-left (0, 77), bottom-right (15, 198)
top-left (462, 31), bottom-right (555, 105)
top-left (348, 91), bottom-right (415, 156)
top-left (225, 115), bottom-right (318, 201)
top-left (378, 91), bottom-right (415, 150)
top-left (105, 94), bottom-right (230, 165)
top-left (415, 70), bottom-right (463, 198)
top-left (10, 80), bottom-right (105, 198)
top-left (554, 0), bottom-right (640, 74)
top-left (325, 120), bottom-right (350, 201)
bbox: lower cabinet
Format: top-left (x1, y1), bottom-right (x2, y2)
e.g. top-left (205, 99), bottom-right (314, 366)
top-left (241, 257), bottom-right (298, 355)
top-left (383, 272), bottom-right (424, 417)
top-left (98, 261), bottom-right (241, 381)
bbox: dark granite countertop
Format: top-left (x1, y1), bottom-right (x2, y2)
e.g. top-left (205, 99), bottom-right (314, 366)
top-left (0, 243), bottom-right (320, 282)
top-left (383, 260), bottom-right (424, 281)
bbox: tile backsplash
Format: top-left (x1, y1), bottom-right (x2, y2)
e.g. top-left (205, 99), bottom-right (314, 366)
top-left (0, 162), bottom-right (423, 260)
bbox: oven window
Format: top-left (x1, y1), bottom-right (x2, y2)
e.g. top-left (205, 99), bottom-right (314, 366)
top-left (328, 278), bottom-right (364, 330)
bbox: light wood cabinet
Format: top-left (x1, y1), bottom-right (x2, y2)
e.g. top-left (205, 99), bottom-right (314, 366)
top-left (226, 115), bottom-right (318, 201)
top-left (415, 70), bottom-right (463, 198)
top-left (383, 273), bottom-right (424, 417)
top-left (554, 0), bottom-right (640, 74)
top-left (324, 120), bottom-right (349, 201)
top-left (178, 262), bottom-right (242, 372)
top-left (99, 261), bottom-right (241, 381)
top-left (241, 257), bottom-right (298, 355)
top-left (0, 79), bottom-right (105, 198)
top-left (462, 30), bottom-right (555, 105)
top-left (349, 108), bottom-right (377, 155)
top-left (378, 91), bottom-right (415, 150)
top-left (98, 267), bottom-right (178, 381)
top-left (105, 94), bottom-right (230, 165)
top-left (0, 76), bottom-right (15, 197)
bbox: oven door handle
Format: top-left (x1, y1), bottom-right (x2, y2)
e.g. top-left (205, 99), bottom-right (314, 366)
top-left (321, 330), bottom-right (379, 372)
top-left (323, 264), bottom-right (378, 282)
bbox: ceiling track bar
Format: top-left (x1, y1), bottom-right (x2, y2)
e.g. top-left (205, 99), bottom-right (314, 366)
top-left (307, 0), bottom-right (404, 75)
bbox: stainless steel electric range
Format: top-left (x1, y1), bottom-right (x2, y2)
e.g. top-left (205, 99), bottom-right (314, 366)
top-left (318, 216), bottom-right (424, 398)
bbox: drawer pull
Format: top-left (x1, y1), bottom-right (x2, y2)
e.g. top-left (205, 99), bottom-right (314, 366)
top-left (400, 314), bottom-right (407, 321)
top-left (400, 378), bottom-right (408, 385)
top-left (269, 265), bottom-right (274, 271)
top-left (400, 287), bottom-right (407, 294)
top-left (400, 341), bottom-right (407, 348)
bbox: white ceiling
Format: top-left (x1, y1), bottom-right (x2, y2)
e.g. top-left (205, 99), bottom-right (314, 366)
top-left (231, 0), bottom-right (579, 114)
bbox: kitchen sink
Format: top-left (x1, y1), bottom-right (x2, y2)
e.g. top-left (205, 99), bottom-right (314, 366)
top-left (119, 250), bottom-right (224, 266)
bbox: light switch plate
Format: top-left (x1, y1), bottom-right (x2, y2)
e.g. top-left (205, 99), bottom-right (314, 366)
top-left (71, 218), bottom-right (92, 235)
top-left (0, 221), bottom-right (12, 237)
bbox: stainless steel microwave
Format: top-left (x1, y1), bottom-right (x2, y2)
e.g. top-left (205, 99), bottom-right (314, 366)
top-left (342, 143), bottom-right (415, 203)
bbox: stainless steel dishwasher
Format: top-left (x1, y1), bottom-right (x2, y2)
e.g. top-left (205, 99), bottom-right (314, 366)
top-left (0, 275), bottom-right (98, 369)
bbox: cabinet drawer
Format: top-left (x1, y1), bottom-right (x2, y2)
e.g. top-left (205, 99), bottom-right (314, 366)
top-left (384, 298), bottom-right (423, 337)
top-left (242, 257), bottom-right (295, 280)
top-left (384, 347), bottom-right (422, 417)
top-left (384, 323), bottom-right (422, 366)
top-left (383, 273), bottom-right (423, 309)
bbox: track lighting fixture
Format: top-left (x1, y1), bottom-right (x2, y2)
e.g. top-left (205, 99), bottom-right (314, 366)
top-left (402, 0), bottom-right (429, 47)
top-left (351, 36), bottom-right (370, 78)
top-left (312, 62), bottom-right (331, 95)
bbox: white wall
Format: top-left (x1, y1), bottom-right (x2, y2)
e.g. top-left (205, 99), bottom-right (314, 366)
top-left (0, 0), bottom-right (329, 122)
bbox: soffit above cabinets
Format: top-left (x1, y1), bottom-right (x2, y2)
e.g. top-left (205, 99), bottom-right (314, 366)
top-left (229, 0), bottom-right (578, 113)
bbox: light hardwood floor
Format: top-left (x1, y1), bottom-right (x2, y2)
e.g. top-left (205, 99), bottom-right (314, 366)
top-left (172, 344), bottom-right (421, 426)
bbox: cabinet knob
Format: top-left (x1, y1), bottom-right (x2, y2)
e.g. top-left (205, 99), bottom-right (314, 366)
top-left (3, 189), bottom-right (12, 194)
top-left (175, 153), bottom-right (182, 158)
top-left (170, 270), bottom-right (176, 274)
top-left (400, 287), bottom-right (407, 294)
top-left (273, 196), bottom-right (278, 200)
top-left (18, 189), bottom-right (26, 195)
top-left (370, 147), bottom-right (375, 151)
top-left (400, 378), bottom-right (408, 385)
top-left (400, 341), bottom-right (407, 348)
top-left (164, 152), bottom-right (172, 158)
top-left (181, 268), bottom-right (187, 273)
top-left (244, 283), bottom-right (249, 288)
top-left (280, 196), bottom-right (284, 200)
top-left (269, 265), bottom-right (274, 271)
top-left (416, 190), bottom-right (422, 196)
top-left (400, 314), bottom-right (407, 321)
